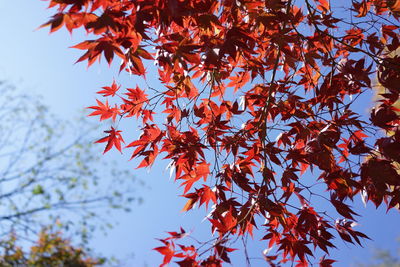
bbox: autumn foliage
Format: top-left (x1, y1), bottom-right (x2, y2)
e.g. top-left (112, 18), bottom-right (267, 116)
top-left (0, 230), bottom-right (103, 266)
top-left (41, 0), bottom-right (400, 265)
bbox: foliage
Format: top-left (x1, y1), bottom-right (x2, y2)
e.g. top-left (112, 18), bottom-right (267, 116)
top-left (41, 0), bottom-right (400, 265)
top-left (0, 81), bottom-right (142, 247)
top-left (0, 228), bottom-right (104, 266)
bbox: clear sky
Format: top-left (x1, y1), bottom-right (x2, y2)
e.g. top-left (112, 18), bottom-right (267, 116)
top-left (1, 1), bottom-right (399, 266)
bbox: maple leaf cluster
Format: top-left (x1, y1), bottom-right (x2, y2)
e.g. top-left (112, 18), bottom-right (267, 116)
top-left (42, 0), bottom-right (400, 265)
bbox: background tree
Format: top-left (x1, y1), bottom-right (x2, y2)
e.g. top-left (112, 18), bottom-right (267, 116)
top-left (356, 238), bottom-right (400, 267)
top-left (360, 249), bottom-right (400, 267)
top-left (0, 80), bottom-right (142, 255)
top-left (0, 228), bottom-right (104, 267)
top-left (40, 0), bottom-right (400, 265)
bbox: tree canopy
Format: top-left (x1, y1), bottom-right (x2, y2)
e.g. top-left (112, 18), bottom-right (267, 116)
top-left (0, 229), bottom-right (104, 267)
top-left (41, 0), bottom-right (400, 265)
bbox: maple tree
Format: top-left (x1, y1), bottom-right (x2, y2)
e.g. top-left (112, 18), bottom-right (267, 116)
top-left (41, 0), bottom-right (400, 265)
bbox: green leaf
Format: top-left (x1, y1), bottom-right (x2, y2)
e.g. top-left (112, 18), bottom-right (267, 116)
top-left (32, 185), bottom-right (44, 195)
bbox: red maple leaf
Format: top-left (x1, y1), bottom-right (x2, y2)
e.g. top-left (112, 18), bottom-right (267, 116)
top-left (96, 80), bottom-right (120, 97)
top-left (88, 99), bottom-right (119, 121)
top-left (95, 127), bottom-right (124, 154)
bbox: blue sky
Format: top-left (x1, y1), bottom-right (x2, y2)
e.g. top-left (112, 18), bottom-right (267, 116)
top-left (1, 1), bottom-right (399, 266)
